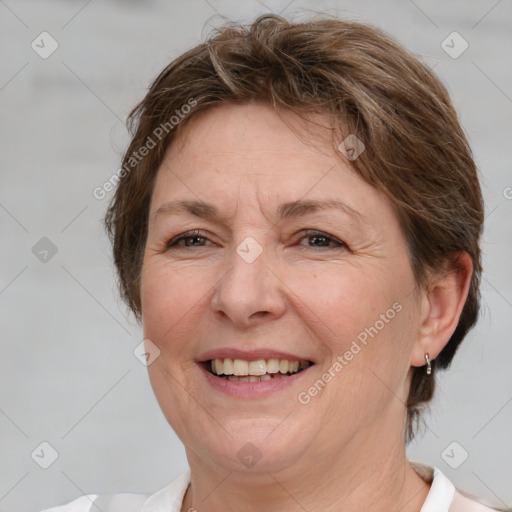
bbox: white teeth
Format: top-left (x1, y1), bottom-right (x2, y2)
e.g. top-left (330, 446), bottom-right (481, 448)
top-left (266, 358), bottom-right (280, 373)
top-left (225, 373), bottom-right (285, 383)
top-left (223, 358), bottom-right (234, 375)
top-left (233, 359), bottom-right (249, 376)
top-left (209, 357), bottom-right (311, 378)
top-left (248, 360), bottom-right (267, 376)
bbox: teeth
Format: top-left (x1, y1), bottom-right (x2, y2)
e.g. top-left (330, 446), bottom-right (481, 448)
top-left (209, 358), bottom-right (311, 378)
top-left (266, 358), bottom-right (280, 373)
top-left (248, 360), bottom-right (266, 376)
top-left (233, 359), bottom-right (249, 376)
top-left (223, 358), bottom-right (234, 375)
top-left (225, 373), bottom-right (286, 382)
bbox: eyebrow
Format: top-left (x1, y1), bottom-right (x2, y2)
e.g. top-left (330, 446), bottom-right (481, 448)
top-left (152, 199), bottom-right (368, 225)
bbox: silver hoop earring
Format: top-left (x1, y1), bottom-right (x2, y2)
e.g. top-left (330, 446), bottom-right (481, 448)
top-left (425, 353), bottom-right (432, 375)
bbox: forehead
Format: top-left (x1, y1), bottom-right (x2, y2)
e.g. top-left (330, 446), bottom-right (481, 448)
top-left (166, 103), bottom-right (341, 175)
top-left (149, 103), bottom-right (391, 225)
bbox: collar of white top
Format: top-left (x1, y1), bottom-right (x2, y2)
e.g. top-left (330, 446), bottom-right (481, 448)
top-left (140, 461), bottom-right (458, 512)
top-left (409, 460), bottom-right (455, 512)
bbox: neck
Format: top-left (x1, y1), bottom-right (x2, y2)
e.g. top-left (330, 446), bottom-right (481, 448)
top-left (181, 423), bottom-right (430, 512)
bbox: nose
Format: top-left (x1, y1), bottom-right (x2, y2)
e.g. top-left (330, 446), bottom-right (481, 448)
top-left (210, 242), bottom-right (286, 328)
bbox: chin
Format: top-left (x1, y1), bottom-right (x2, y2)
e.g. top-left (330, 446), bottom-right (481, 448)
top-left (189, 415), bottom-right (318, 475)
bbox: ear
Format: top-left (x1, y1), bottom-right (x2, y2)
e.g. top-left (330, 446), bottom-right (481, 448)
top-left (411, 252), bottom-right (473, 369)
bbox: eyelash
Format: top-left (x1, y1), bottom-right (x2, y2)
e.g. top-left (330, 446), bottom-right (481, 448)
top-left (166, 229), bottom-right (346, 250)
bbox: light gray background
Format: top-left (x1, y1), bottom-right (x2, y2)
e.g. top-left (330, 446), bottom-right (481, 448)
top-left (1, 1), bottom-right (511, 511)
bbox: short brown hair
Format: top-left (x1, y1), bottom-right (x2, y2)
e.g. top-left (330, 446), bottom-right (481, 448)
top-left (105, 14), bottom-right (484, 442)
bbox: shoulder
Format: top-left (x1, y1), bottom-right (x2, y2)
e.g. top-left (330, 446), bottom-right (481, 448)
top-left (450, 489), bottom-right (511, 512)
top-left (40, 494), bottom-right (98, 512)
top-left (408, 460), bottom-right (509, 512)
top-left (39, 471), bottom-right (191, 512)
top-left (41, 493), bottom-right (149, 512)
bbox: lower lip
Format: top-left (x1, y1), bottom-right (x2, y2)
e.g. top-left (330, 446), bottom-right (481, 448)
top-left (199, 364), bottom-right (313, 398)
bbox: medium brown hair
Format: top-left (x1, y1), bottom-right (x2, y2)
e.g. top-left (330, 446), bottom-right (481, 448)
top-left (105, 14), bottom-right (484, 442)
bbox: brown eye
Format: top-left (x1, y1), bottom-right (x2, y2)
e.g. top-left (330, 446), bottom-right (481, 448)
top-left (166, 230), bottom-right (210, 248)
top-left (298, 230), bottom-right (346, 249)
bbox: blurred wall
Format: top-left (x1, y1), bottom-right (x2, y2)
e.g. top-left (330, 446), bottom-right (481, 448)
top-left (1, 1), bottom-right (511, 511)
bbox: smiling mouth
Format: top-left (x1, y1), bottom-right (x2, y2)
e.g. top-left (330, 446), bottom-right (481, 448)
top-left (206, 358), bottom-right (313, 382)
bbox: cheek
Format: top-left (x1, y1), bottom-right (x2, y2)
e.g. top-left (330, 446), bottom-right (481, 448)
top-left (293, 267), bottom-right (417, 420)
top-left (141, 262), bottom-right (172, 337)
top-left (294, 266), bottom-right (395, 339)
top-left (140, 259), bottom-right (212, 351)
top-left (290, 263), bottom-right (417, 376)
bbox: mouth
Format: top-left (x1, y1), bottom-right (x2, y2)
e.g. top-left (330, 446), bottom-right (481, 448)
top-left (205, 358), bottom-right (313, 383)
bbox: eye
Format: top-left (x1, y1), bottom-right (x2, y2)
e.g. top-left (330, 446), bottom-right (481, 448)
top-left (297, 230), bottom-right (346, 249)
top-left (166, 230), bottom-right (211, 248)
top-left (165, 230), bottom-right (346, 250)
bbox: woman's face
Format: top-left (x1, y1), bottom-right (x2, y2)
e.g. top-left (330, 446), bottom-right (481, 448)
top-left (141, 103), bottom-right (423, 473)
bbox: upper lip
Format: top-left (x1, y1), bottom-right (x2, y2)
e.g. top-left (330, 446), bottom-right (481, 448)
top-left (197, 348), bottom-right (314, 363)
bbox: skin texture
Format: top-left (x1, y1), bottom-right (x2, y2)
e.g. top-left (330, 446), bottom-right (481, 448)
top-left (140, 103), bottom-right (472, 512)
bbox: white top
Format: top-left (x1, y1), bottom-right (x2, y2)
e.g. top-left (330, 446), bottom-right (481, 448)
top-left (41, 461), bottom-right (503, 512)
